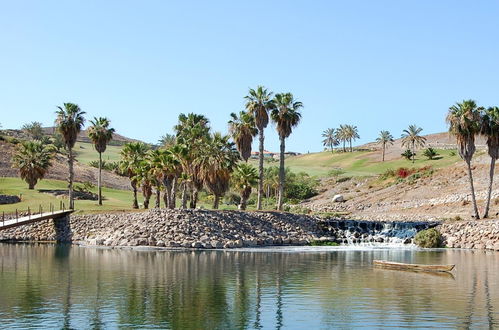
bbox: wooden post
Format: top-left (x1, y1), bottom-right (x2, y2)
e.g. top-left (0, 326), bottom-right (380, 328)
top-left (28, 207), bottom-right (31, 220)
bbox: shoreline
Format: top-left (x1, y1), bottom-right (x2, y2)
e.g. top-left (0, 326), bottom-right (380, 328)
top-left (0, 209), bottom-right (497, 251)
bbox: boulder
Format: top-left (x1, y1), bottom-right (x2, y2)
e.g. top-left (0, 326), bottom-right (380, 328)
top-left (332, 194), bottom-right (344, 202)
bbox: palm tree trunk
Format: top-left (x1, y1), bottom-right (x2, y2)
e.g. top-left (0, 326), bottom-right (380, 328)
top-left (155, 187), bottom-right (160, 208)
top-left (131, 181), bottom-right (138, 209)
top-left (181, 182), bottom-right (188, 209)
top-left (484, 157), bottom-right (496, 218)
top-left (164, 177), bottom-right (172, 208)
top-left (68, 146), bottom-right (74, 209)
top-left (170, 177), bottom-right (177, 209)
top-left (343, 140), bottom-right (346, 152)
top-left (277, 136), bottom-right (285, 211)
top-left (412, 141), bottom-right (415, 163)
top-left (257, 128), bottom-right (265, 210)
top-left (466, 161), bottom-right (480, 219)
top-left (98, 152), bottom-right (102, 205)
top-left (213, 195), bottom-right (220, 209)
top-left (350, 139), bottom-right (352, 152)
top-left (382, 144), bottom-right (385, 162)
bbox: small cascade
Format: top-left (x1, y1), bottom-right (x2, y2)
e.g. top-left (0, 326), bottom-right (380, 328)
top-left (320, 220), bottom-right (437, 246)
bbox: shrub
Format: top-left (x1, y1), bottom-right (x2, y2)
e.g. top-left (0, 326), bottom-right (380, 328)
top-left (336, 176), bottom-right (351, 183)
top-left (414, 228), bottom-right (443, 248)
top-left (401, 149), bottom-right (415, 160)
top-left (396, 167), bottom-right (414, 178)
top-left (380, 169), bottom-right (396, 180)
top-left (423, 147), bottom-right (439, 160)
top-left (224, 192), bottom-right (241, 206)
top-left (327, 168), bottom-right (345, 177)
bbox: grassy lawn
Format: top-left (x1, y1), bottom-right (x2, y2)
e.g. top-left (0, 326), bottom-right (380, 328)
top-left (73, 142), bottom-right (123, 165)
top-left (251, 149), bottom-right (461, 177)
top-left (0, 177), bottom-right (137, 214)
top-left (0, 177), bottom-right (257, 215)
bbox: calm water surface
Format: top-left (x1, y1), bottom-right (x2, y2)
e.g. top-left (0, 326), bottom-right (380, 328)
top-left (0, 244), bottom-right (498, 329)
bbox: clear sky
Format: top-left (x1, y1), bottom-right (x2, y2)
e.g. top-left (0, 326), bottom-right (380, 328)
top-left (1, 1), bottom-right (498, 152)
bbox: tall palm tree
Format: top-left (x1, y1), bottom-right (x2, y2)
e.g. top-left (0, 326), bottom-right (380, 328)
top-left (345, 125), bottom-right (360, 152)
top-left (447, 100), bottom-right (482, 219)
top-left (401, 124), bottom-right (426, 163)
top-left (228, 111), bottom-right (258, 161)
top-left (12, 141), bottom-right (53, 189)
top-left (197, 132), bottom-right (239, 209)
top-left (232, 163), bottom-right (258, 210)
top-left (480, 106), bottom-right (499, 218)
top-left (55, 103), bottom-right (86, 209)
top-left (245, 86), bottom-right (275, 210)
top-left (322, 128), bottom-right (339, 153)
top-left (376, 130), bottom-right (394, 162)
top-left (120, 142), bottom-right (149, 209)
top-left (336, 125), bottom-right (349, 152)
top-left (88, 117), bottom-right (114, 205)
top-left (271, 92), bottom-right (303, 210)
top-left (174, 113), bottom-right (210, 208)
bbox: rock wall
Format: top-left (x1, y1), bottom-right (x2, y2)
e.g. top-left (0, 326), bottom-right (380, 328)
top-left (0, 209), bottom-right (326, 249)
top-left (438, 220), bottom-right (499, 251)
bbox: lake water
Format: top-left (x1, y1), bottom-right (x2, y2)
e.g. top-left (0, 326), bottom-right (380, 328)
top-left (0, 244), bottom-right (498, 329)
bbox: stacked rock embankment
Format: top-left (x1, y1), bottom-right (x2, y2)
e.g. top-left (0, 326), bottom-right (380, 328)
top-left (0, 209), bottom-right (326, 249)
top-left (438, 219), bottom-right (499, 251)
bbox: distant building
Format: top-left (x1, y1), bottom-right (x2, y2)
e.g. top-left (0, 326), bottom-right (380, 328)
top-left (250, 150), bottom-right (276, 159)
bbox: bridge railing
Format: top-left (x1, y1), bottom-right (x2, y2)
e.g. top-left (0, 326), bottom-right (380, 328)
top-left (1, 201), bottom-right (71, 227)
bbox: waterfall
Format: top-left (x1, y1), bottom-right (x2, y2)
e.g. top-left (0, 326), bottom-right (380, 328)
top-left (320, 220), bottom-right (436, 246)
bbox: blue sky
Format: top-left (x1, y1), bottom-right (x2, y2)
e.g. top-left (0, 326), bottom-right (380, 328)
top-left (1, 1), bottom-right (498, 152)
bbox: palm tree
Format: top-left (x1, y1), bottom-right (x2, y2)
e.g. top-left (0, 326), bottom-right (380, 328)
top-left (245, 86), bottom-right (275, 210)
top-left (88, 117), bottom-right (114, 205)
top-left (447, 100), bottom-right (482, 219)
top-left (376, 130), bottom-right (394, 162)
top-left (322, 128), bottom-right (339, 153)
top-left (174, 113), bottom-right (210, 208)
top-left (134, 160), bottom-right (154, 209)
top-left (228, 111), bottom-right (257, 161)
top-left (158, 133), bottom-right (176, 148)
top-left (336, 125), bottom-right (349, 152)
top-left (271, 92), bottom-right (303, 210)
top-left (401, 125), bottom-right (426, 163)
top-left (232, 163), bottom-right (258, 210)
top-left (147, 149), bottom-right (166, 208)
top-left (55, 103), bottom-right (86, 209)
top-left (480, 106), bottom-right (499, 218)
top-left (197, 132), bottom-right (239, 209)
top-left (12, 141), bottom-right (53, 189)
top-left (120, 142), bottom-right (149, 209)
top-left (345, 125), bottom-right (360, 152)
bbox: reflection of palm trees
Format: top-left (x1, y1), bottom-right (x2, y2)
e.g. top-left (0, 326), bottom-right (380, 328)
top-left (62, 264), bottom-right (72, 330)
top-left (90, 266), bottom-right (103, 329)
top-left (464, 271), bottom-right (478, 329)
top-left (254, 268), bottom-right (262, 329)
top-left (275, 269), bottom-right (283, 330)
top-left (484, 270), bottom-right (495, 328)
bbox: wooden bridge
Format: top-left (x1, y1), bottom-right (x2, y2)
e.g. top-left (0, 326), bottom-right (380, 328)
top-left (0, 210), bottom-right (73, 231)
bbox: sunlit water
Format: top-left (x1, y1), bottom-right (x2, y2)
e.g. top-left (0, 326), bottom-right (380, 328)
top-left (0, 244), bottom-right (498, 329)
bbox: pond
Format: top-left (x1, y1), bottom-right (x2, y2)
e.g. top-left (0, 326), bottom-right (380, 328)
top-left (0, 244), bottom-right (498, 329)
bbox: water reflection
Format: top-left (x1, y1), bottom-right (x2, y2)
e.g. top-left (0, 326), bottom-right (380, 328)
top-left (0, 244), bottom-right (497, 329)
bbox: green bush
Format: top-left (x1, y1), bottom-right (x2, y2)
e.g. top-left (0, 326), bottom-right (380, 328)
top-left (414, 228), bottom-right (443, 248)
top-left (327, 168), bottom-right (345, 177)
top-left (310, 240), bottom-right (339, 246)
top-left (423, 147), bottom-right (439, 160)
top-left (336, 176), bottom-right (351, 183)
top-left (401, 149), bottom-right (415, 160)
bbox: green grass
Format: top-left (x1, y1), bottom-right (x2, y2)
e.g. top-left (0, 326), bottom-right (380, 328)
top-left (0, 177), bottom-right (138, 214)
top-left (73, 142), bottom-right (123, 165)
top-left (251, 149), bottom-right (461, 178)
top-left (0, 177), bottom-right (259, 214)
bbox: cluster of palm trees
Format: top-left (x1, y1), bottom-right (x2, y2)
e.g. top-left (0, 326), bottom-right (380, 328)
top-left (447, 100), bottom-right (499, 219)
top-left (321, 125), bottom-right (360, 153)
top-left (118, 86), bottom-right (302, 211)
top-left (11, 103), bottom-right (114, 209)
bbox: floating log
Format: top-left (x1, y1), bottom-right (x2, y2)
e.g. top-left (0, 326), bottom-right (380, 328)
top-left (373, 260), bottom-right (455, 273)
